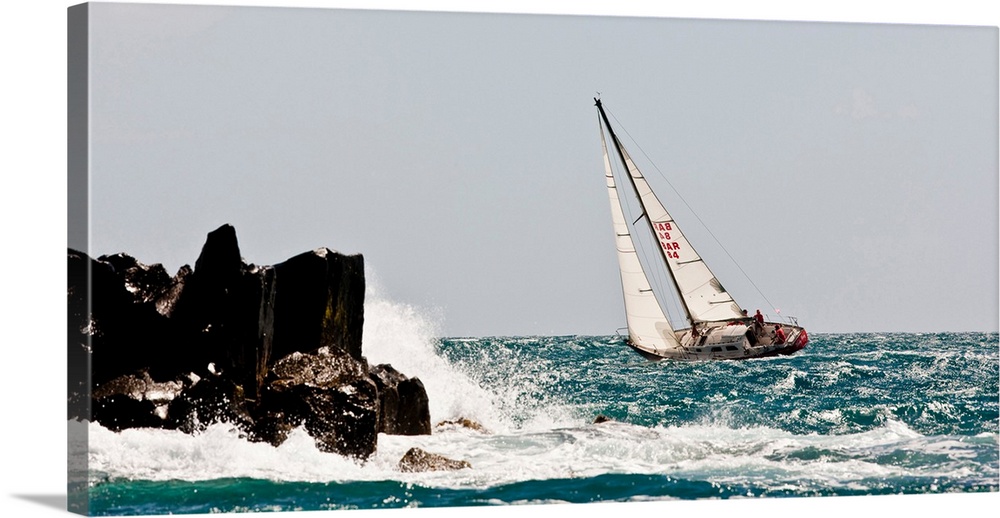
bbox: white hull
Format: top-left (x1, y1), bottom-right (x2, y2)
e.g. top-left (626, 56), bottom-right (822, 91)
top-left (628, 321), bottom-right (808, 361)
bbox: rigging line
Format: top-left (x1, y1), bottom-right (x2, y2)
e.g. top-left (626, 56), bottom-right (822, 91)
top-left (611, 149), bottom-right (683, 327)
top-left (605, 104), bottom-right (779, 314)
top-left (627, 192), bottom-right (676, 323)
top-left (635, 205), bottom-right (684, 327)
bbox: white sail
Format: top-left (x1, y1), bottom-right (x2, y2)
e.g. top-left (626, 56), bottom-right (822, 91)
top-left (601, 123), bottom-right (682, 354)
top-left (596, 99), bottom-right (808, 361)
top-left (615, 144), bottom-right (746, 323)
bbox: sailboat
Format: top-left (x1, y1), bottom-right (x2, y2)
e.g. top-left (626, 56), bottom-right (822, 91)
top-left (596, 98), bottom-right (808, 360)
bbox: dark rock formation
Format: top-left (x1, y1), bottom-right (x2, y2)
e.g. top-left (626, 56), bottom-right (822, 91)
top-left (398, 447), bottom-right (471, 472)
top-left (166, 374), bottom-right (253, 435)
top-left (67, 250), bottom-right (179, 389)
top-left (67, 224), bottom-right (431, 460)
top-left (167, 224), bottom-right (272, 397)
top-left (259, 347), bottom-right (380, 458)
top-left (593, 414), bottom-right (613, 424)
top-left (98, 253), bottom-right (174, 307)
top-left (435, 417), bottom-right (489, 433)
top-left (90, 372), bottom-right (184, 432)
top-left (370, 364), bottom-right (432, 436)
top-left (272, 248), bottom-right (365, 362)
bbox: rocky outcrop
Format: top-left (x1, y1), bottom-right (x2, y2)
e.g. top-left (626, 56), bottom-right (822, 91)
top-left (397, 447), bottom-right (471, 472)
top-left (370, 364), bottom-right (432, 436)
top-left (67, 224), bottom-right (431, 459)
top-left (272, 248), bottom-right (365, 362)
top-left (258, 347), bottom-right (380, 457)
top-left (435, 417), bottom-right (489, 433)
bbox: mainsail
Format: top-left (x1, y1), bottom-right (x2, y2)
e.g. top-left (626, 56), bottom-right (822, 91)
top-left (601, 124), bottom-right (681, 354)
top-left (598, 99), bottom-right (746, 333)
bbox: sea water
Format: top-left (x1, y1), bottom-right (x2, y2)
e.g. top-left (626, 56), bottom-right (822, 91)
top-left (82, 294), bottom-right (999, 515)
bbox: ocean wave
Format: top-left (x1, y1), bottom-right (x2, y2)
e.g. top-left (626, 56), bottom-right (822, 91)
top-left (81, 303), bottom-right (998, 512)
top-left (84, 415), bottom-right (997, 496)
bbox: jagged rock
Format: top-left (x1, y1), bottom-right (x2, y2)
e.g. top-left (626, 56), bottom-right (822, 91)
top-left (297, 377), bottom-right (380, 458)
top-left (91, 394), bottom-right (167, 432)
top-left (97, 253), bottom-right (173, 306)
top-left (396, 378), bottom-right (431, 434)
top-left (593, 414), bottom-right (613, 424)
top-left (369, 364), bottom-right (431, 436)
top-left (259, 347), bottom-right (380, 458)
top-left (272, 248), bottom-right (365, 362)
top-left (271, 347), bottom-right (370, 389)
top-left (67, 250), bottom-right (176, 391)
top-left (245, 408), bottom-right (297, 446)
top-left (168, 224), bottom-right (265, 386)
top-left (398, 447), bottom-right (471, 472)
top-left (90, 372), bottom-right (184, 431)
top-left (92, 371), bottom-right (184, 402)
top-left (67, 249), bottom-right (103, 418)
top-left (435, 417), bottom-right (488, 433)
top-left (244, 265), bottom-right (277, 400)
top-left (67, 224), bottom-right (429, 462)
top-left (166, 374), bottom-right (253, 434)
top-left (154, 265), bottom-right (191, 318)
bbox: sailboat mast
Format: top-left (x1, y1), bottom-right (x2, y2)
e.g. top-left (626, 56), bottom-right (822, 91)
top-left (595, 98), bottom-right (695, 327)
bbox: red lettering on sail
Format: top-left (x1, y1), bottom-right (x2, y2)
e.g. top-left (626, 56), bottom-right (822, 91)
top-left (660, 238), bottom-right (682, 259)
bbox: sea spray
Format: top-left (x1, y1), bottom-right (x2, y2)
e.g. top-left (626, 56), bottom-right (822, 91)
top-left (361, 267), bottom-right (579, 432)
top-left (88, 424), bottom-right (369, 483)
top-left (360, 268), bottom-right (504, 431)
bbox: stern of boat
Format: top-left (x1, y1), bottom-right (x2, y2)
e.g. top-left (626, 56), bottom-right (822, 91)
top-left (755, 322), bottom-right (808, 356)
top-left (784, 326), bottom-right (809, 354)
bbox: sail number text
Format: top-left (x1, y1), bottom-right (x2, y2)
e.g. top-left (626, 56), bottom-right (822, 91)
top-left (655, 222), bottom-right (681, 259)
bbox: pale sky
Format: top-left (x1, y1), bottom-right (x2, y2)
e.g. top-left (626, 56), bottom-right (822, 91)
top-left (74, 2), bottom-right (998, 336)
top-left (1, 3), bottom-right (998, 518)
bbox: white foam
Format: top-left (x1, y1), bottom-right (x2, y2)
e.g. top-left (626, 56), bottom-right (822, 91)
top-left (86, 415), bottom-right (996, 492)
top-left (88, 422), bottom-right (369, 483)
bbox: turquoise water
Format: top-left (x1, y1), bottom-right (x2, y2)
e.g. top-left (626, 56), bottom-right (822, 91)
top-left (85, 331), bottom-right (999, 515)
